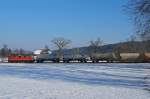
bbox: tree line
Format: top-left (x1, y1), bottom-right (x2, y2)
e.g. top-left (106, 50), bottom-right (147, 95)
top-left (0, 44), bottom-right (33, 58)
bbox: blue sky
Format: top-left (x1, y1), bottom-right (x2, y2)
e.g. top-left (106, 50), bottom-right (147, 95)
top-left (0, 0), bottom-right (133, 50)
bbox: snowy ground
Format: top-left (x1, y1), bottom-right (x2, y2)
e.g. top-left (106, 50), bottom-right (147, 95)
top-left (0, 63), bottom-right (149, 99)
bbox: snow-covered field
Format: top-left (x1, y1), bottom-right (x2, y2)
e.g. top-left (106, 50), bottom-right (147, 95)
top-left (0, 63), bottom-right (149, 99)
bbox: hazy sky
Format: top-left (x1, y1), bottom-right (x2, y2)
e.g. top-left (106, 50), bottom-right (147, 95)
top-left (0, 0), bottom-right (133, 50)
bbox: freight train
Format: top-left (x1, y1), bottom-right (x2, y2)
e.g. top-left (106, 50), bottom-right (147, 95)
top-left (7, 50), bottom-right (150, 63)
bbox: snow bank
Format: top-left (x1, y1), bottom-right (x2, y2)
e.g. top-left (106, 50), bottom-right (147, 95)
top-left (0, 76), bottom-right (149, 99)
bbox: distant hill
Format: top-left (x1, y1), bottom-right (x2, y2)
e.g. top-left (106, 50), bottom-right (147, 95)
top-left (51, 40), bottom-right (150, 55)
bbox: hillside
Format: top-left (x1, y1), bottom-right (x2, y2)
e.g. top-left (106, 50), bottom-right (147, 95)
top-left (51, 40), bottom-right (150, 55)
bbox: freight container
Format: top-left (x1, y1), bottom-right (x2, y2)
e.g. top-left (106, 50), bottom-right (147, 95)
top-left (120, 53), bottom-right (140, 62)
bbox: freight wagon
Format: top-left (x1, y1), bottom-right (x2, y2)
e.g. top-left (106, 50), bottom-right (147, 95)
top-left (119, 53), bottom-right (141, 62)
top-left (144, 53), bottom-right (150, 62)
top-left (63, 54), bottom-right (88, 63)
top-left (90, 53), bottom-right (118, 63)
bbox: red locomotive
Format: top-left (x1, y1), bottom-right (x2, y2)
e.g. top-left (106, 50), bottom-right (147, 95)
top-left (8, 54), bottom-right (34, 63)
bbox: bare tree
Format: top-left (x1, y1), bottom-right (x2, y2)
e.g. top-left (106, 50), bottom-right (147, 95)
top-left (51, 37), bottom-right (71, 60)
top-left (90, 38), bottom-right (103, 47)
top-left (125, 0), bottom-right (150, 41)
top-left (88, 38), bottom-right (103, 56)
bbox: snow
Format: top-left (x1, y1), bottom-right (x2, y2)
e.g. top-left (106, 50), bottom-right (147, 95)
top-left (0, 76), bottom-right (149, 99)
top-left (0, 63), bottom-right (149, 99)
